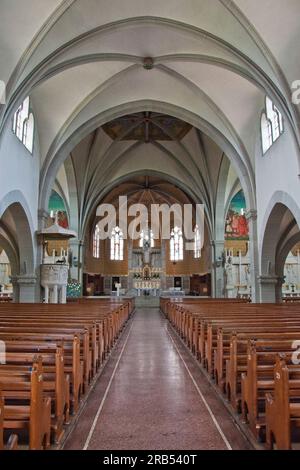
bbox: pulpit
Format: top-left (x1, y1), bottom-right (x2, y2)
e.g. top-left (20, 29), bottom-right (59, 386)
top-left (41, 263), bottom-right (69, 304)
top-left (37, 213), bottom-right (77, 304)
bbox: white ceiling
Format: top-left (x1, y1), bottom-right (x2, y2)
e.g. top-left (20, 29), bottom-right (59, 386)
top-left (0, 0), bottom-right (299, 220)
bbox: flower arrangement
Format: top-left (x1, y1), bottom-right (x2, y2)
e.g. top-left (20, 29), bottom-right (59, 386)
top-left (67, 279), bottom-right (81, 298)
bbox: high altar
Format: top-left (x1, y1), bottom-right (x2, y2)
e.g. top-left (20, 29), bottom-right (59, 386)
top-left (130, 231), bottom-right (162, 296)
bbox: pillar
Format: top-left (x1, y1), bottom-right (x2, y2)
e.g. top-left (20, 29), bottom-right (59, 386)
top-left (69, 239), bottom-right (84, 296)
top-left (14, 274), bottom-right (38, 303)
top-left (52, 284), bottom-right (58, 304)
top-left (211, 240), bottom-right (225, 298)
top-left (69, 239), bottom-right (81, 281)
top-left (10, 276), bottom-right (20, 303)
top-left (60, 285), bottom-right (67, 304)
top-left (258, 275), bottom-right (281, 303)
top-left (246, 210), bottom-right (260, 302)
top-left (44, 285), bottom-right (49, 304)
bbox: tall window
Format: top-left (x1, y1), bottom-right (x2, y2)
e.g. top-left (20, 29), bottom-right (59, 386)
top-left (261, 96), bottom-right (283, 154)
top-left (170, 226), bottom-right (183, 262)
top-left (93, 225), bottom-right (101, 259)
top-left (194, 225), bottom-right (201, 259)
top-left (261, 113), bottom-right (273, 154)
top-left (110, 226), bottom-right (124, 261)
top-left (12, 96), bottom-right (35, 153)
top-left (139, 229), bottom-right (154, 248)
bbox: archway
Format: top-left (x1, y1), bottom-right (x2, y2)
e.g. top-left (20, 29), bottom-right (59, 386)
top-left (0, 194), bottom-right (36, 302)
top-left (39, 101), bottom-right (256, 217)
top-left (39, 105), bottom-right (257, 299)
top-left (280, 241), bottom-right (300, 301)
top-left (84, 175), bottom-right (212, 299)
top-left (260, 193), bottom-right (300, 302)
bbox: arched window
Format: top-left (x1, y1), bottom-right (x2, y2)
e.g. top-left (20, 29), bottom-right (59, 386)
top-left (110, 226), bottom-right (124, 261)
top-left (261, 97), bottom-right (284, 154)
top-left (12, 96), bottom-right (34, 153)
top-left (139, 229), bottom-right (154, 248)
top-left (261, 112), bottom-right (273, 154)
top-left (170, 226), bottom-right (183, 261)
top-left (93, 225), bottom-right (101, 259)
top-left (194, 225), bottom-right (201, 259)
top-left (23, 113), bottom-right (35, 153)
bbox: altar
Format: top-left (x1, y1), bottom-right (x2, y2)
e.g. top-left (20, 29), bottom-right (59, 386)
top-left (134, 280), bottom-right (161, 297)
top-left (130, 230), bottom-right (162, 298)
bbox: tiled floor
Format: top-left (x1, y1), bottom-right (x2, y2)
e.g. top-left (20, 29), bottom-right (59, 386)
top-left (64, 308), bottom-right (251, 450)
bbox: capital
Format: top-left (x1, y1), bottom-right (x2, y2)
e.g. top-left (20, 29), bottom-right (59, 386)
top-left (245, 209), bottom-right (257, 222)
top-left (258, 275), bottom-right (280, 286)
top-left (12, 274), bottom-right (38, 286)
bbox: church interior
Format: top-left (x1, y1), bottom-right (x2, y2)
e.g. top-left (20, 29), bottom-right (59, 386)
top-left (1, 0), bottom-right (300, 453)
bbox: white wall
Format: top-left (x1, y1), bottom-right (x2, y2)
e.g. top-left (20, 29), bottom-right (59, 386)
top-left (0, 115), bottom-right (40, 266)
top-left (255, 118), bottom-right (300, 261)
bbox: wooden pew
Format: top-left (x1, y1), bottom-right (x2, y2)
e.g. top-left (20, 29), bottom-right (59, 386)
top-left (266, 355), bottom-right (300, 450)
top-left (0, 328), bottom-right (83, 412)
top-left (0, 298), bottom-right (133, 451)
top-left (226, 333), bottom-right (300, 409)
top-left (0, 344), bottom-right (69, 444)
top-left (240, 341), bottom-right (300, 439)
top-left (163, 297), bottom-right (300, 446)
top-left (0, 390), bottom-right (18, 450)
top-left (0, 356), bottom-right (51, 450)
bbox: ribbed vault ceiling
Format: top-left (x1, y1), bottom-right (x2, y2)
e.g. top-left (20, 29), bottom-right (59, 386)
top-left (0, 0), bottom-right (299, 221)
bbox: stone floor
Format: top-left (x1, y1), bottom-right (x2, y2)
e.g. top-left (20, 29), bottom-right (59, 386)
top-left (64, 308), bottom-right (251, 450)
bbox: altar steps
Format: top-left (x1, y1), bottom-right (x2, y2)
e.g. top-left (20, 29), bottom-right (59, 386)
top-left (134, 296), bottom-right (160, 308)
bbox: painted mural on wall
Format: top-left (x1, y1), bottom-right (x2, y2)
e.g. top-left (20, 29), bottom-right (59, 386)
top-left (48, 190), bottom-right (69, 229)
top-left (225, 190), bottom-right (249, 240)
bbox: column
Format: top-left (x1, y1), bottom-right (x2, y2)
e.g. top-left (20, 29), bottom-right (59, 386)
top-left (44, 285), bottom-right (49, 304)
top-left (246, 210), bottom-right (260, 302)
top-left (52, 284), bottom-right (58, 304)
top-left (258, 275), bottom-right (283, 303)
top-left (160, 241), bottom-right (167, 292)
top-left (127, 240), bottom-right (134, 292)
top-left (16, 274), bottom-right (38, 303)
top-left (37, 209), bottom-right (51, 302)
top-left (69, 239), bottom-right (81, 281)
top-left (211, 240), bottom-right (225, 298)
top-left (10, 276), bottom-right (20, 303)
top-left (60, 285), bottom-right (67, 304)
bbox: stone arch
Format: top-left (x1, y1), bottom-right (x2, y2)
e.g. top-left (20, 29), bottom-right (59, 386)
top-left (259, 191), bottom-right (300, 302)
top-left (39, 100), bottom-right (256, 218)
top-left (82, 169), bottom-right (210, 237)
top-left (0, 232), bottom-right (19, 276)
top-left (0, 191), bottom-right (36, 301)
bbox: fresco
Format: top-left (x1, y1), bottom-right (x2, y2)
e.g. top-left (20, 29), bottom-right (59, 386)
top-left (225, 190), bottom-right (249, 240)
top-left (48, 190), bottom-right (69, 229)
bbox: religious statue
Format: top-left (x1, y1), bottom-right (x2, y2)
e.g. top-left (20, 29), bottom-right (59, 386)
top-left (225, 257), bottom-right (234, 286)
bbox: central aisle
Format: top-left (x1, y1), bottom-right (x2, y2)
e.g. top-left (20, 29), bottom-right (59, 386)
top-left (64, 308), bottom-right (250, 450)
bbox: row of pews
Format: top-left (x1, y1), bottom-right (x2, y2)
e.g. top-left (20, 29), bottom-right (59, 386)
top-left (161, 297), bottom-right (300, 450)
top-left (0, 297), bottom-right (134, 450)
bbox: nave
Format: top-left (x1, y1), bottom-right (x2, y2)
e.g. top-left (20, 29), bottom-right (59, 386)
top-left (64, 308), bottom-right (249, 451)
